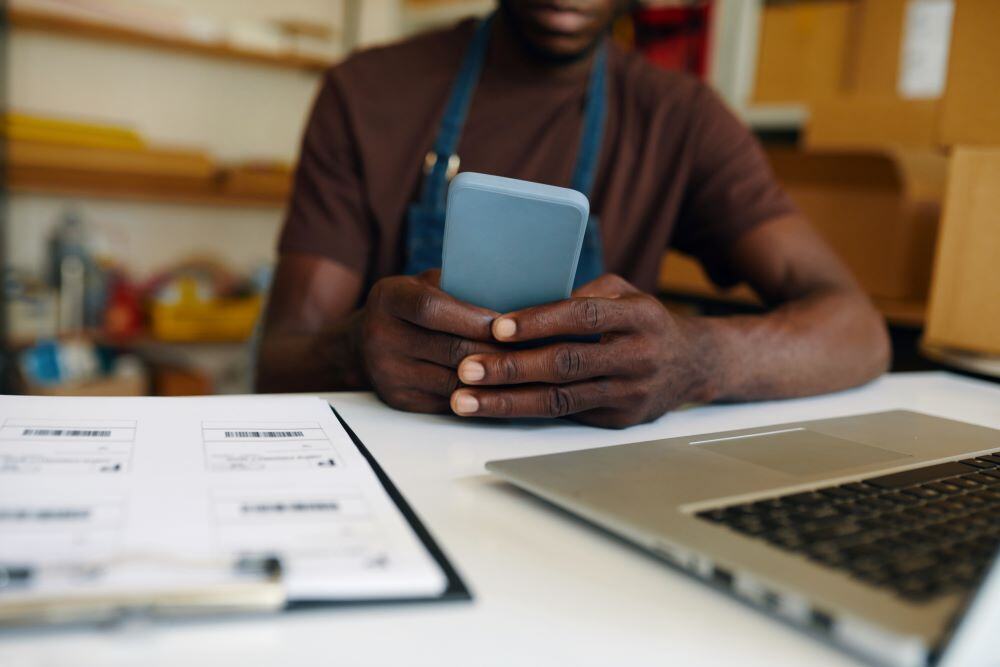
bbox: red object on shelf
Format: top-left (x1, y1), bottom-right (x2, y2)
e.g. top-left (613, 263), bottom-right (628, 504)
top-left (103, 273), bottom-right (144, 339)
top-left (632, 3), bottom-right (713, 78)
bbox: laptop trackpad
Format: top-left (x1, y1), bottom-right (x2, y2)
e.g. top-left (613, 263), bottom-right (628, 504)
top-left (696, 429), bottom-right (909, 477)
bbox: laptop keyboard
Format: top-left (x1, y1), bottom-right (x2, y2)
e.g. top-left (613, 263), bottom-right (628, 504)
top-left (697, 452), bottom-right (1000, 602)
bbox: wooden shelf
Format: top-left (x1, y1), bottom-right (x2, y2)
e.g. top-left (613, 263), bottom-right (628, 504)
top-left (658, 254), bottom-right (927, 327)
top-left (8, 5), bottom-right (334, 73)
top-left (8, 332), bottom-right (248, 350)
top-left (7, 139), bottom-right (290, 208)
top-left (8, 176), bottom-right (288, 208)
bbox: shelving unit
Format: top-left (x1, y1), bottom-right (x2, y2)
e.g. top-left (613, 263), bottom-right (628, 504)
top-left (7, 5), bottom-right (334, 73)
top-left (3, 1), bottom-right (345, 395)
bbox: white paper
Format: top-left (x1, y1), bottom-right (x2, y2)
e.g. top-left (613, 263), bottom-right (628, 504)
top-left (0, 395), bottom-right (447, 603)
top-left (898, 0), bottom-right (954, 99)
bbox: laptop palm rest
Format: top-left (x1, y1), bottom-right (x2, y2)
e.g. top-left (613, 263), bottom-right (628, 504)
top-left (695, 429), bottom-right (910, 477)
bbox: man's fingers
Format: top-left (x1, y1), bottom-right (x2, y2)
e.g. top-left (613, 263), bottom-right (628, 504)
top-left (405, 324), bottom-right (503, 368)
top-left (378, 387), bottom-right (450, 414)
top-left (572, 273), bottom-right (641, 298)
top-left (377, 276), bottom-right (497, 341)
top-left (377, 319), bottom-right (502, 368)
top-left (393, 359), bottom-right (462, 397)
top-left (491, 295), bottom-right (645, 342)
top-left (450, 380), bottom-right (622, 419)
top-left (457, 342), bottom-right (639, 385)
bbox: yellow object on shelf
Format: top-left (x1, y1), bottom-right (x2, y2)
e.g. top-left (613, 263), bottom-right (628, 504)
top-left (2, 112), bottom-right (146, 150)
top-left (150, 278), bottom-right (262, 343)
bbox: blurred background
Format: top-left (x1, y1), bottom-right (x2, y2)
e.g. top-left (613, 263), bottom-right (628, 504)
top-left (1, 0), bottom-right (997, 397)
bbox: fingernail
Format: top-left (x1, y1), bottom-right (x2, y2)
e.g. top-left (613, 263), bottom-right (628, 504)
top-left (453, 392), bottom-right (479, 415)
top-left (459, 360), bottom-right (485, 382)
top-left (493, 318), bottom-right (516, 340)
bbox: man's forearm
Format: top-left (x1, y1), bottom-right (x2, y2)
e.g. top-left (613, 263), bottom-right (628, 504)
top-left (255, 310), bottom-right (370, 393)
top-left (690, 287), bottom-right (891, 404)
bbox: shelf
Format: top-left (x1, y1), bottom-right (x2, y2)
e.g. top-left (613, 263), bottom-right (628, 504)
top-left (658, 254), bottom-right (927, 327)
top-left (742, 104), bottom-right (809, 131)
top-left (6, 139), bottom-right (290, 208)
top-left (8, 5), bottom-right (334, 73)
top-left (8, 173), bottom-right (289, 208)
top-left (8, 332), bottom-right (249, 350)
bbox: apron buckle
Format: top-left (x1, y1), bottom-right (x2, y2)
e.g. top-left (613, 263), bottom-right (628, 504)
top-left (423, 152), bottom-right (461, 181)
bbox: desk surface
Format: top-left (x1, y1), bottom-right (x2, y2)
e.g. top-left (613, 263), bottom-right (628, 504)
top-left (4, 372), bottom-right (1000, 667)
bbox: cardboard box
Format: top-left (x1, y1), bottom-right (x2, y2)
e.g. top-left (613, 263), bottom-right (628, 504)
top-left (752, 0), bottom-right (857, 104)
top-left (800, 0), bottom-right (988, 150)
top-left (767, 147), bottom-right (943, 300)
top-left (846, 0), bottom-right (907, 96)
top-left (924, 147), bottom-right (1000, 355)
top-left (939, 0), bottom-right (1000, 145)
top-left (659, 147), bottom-right (945, 303)
top-left (806, 97), bottom-right (940, 150)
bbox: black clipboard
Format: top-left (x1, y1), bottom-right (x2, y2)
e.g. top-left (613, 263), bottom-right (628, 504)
top-left (287, 408), bottom-right (471, 609)
top-left (0, 407), bottom-right (470, 628)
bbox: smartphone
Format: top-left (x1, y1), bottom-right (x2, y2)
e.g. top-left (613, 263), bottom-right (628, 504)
top-left (440, 172), bottom-right (589, 314)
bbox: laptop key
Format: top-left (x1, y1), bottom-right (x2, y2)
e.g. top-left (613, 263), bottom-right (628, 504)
top-left (819, 487), bottom-right (856, 500)
top-left (924, 482), bottom-right (963, 494)
top-left (783, 492), bottom-right (826, 506)
top-left (967, 472), bottom-right (1000, 485)
top-left (950, 477), bottom-right (984, 490)
top-left (900, 487), bottom-right (939, 500)
top-left (800, 522), bottom-right (863, 543)
top-left (961, 458), bottom-right (997, 469)
top-left (866, 462), bottom-right (973, 489)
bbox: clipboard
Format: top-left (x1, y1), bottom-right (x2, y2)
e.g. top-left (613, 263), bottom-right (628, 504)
top-left (286, 408), bottom-right (471, 609)
top-left (0, 406), bottom-right (470, 627)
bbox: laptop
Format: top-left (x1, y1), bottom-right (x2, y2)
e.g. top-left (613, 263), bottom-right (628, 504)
top-left (486, 410), bottom-right (1000, 667)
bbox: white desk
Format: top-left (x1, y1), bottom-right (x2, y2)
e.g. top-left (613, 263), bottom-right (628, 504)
top-left (3, 372), bottom-right (999, 667)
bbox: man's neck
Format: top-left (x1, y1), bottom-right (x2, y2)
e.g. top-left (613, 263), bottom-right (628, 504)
top-left (486, 11), bottom-right (598, 82)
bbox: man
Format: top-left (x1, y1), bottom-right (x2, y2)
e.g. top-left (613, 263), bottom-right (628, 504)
top-left (256, 0), bottom-right (889, 428)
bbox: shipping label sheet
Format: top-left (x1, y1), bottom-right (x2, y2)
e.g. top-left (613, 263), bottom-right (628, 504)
top-left (0, 395), bottom-right (447, 601)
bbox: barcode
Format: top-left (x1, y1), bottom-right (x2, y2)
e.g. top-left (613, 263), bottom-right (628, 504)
top-left (21, 429), bottom-right (112, 437)
top-left (224, 430), bottom-right (305, 439)
top-left (240, 501), bottom-right (340, 514)
top-left (0, 508), bottom-right (90, 521)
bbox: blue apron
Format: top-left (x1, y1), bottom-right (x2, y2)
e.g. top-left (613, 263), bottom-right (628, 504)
top-left (403, 13), bottom-right (608, 289)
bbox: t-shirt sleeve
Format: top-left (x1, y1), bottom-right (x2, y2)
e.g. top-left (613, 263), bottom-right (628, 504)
top-left (277, 71), bottom-right (370, 275)
top-left (671, 83), bottom-right (796, 287)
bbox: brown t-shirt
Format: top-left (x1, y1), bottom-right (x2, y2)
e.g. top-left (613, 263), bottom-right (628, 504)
top-left (279, 20), bottom-right (794, 297)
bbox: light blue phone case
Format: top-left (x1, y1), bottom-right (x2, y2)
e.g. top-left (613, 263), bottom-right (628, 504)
top-left (440, 172), bottom-right (589, 314)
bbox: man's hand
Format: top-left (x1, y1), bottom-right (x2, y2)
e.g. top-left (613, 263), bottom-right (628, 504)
top-left (448, 274), bottom-right (717, 428)
top-left (360, 270), bottom-right (503, 413)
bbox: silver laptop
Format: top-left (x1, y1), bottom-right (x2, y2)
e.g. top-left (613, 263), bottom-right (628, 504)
top-left (486, 410), bottom-right (1000, 667)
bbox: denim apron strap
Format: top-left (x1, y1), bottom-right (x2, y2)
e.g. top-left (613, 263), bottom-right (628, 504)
top-left (403, 15), bottom-right (494, 276)
top-left (404, 15), bottom-right (609, 287)
top-left (570, 40), bottom-right (608, 289)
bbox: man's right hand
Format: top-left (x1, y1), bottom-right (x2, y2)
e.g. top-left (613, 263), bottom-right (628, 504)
top-left (359, 270), bottom-right (502, 413)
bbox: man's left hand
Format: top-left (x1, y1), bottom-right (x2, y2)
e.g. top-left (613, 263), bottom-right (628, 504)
top-left (449, 274), bottom-right (716, 428)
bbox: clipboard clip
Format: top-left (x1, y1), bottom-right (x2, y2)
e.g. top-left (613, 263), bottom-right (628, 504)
top-left (0, 553), bottom-right (286, 628)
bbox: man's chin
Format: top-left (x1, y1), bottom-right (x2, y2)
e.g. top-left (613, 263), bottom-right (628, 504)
top-left (512, 27), bottom-right (601, 64)
top-left (499, 1), bottom-right (603, 64)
